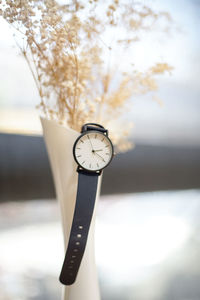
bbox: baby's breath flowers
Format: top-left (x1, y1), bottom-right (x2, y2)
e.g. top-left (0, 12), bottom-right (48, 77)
top-left (0, 0), bottom-right (173, 151)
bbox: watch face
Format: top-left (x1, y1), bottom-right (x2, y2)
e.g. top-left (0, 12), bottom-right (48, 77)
top-left (73, 131), bottom-right (114, 172)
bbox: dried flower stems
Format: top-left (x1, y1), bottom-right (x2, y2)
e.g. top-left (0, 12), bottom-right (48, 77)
top-left (0, 0), bottom-right (173, 151)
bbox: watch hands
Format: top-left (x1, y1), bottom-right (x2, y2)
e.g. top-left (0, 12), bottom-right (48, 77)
top-left (94, 151), bottom-right (105, 162)
top-left (86, 136), bottom-right (104, 161)
top-left (87, 135), bottom-right (94, 151)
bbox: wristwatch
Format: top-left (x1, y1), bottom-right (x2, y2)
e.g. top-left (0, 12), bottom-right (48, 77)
top-left (59, 123), bottom-right (114, 285)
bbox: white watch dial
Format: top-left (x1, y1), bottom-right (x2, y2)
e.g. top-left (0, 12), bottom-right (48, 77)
top-left (74, 131), bottom-right (113, 171)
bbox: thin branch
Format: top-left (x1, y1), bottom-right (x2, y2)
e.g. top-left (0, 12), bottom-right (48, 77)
top-left (70, 41), bottom-right (79, 126)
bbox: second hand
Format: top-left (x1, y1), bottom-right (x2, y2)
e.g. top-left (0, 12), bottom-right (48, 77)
top-left (87, 135), bottom-right (94, 151)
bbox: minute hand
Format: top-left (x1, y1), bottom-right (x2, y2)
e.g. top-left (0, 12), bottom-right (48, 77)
top-left (94, 151), bottom-right (105, 162)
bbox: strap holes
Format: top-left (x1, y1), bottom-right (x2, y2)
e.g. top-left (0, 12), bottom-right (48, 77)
top-left (79, 226), bottom-right (83, 229)
top-left (70, 260), bottom-right (74, 263)
top-left (73, 249), bottom-right (78, 252)
top-left (77, 234), bottom-right (81, 238)
top-left (72, 255), bottom-right (76, 258)
top-left (76, 242), bottom-right (80, 245)
top-left (68, 266), bottom-right (73, 269)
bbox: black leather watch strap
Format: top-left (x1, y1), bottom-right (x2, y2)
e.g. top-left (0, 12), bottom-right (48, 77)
top-left (59, 170), bottom-right (99, 285)
top-left (81, 123), bottom-right (107, 134)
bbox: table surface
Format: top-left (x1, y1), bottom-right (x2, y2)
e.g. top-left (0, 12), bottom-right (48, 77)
top-left (0, 189), bottom-right (200, 300)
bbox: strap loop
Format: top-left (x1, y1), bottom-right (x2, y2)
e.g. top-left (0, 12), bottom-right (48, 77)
top-left (81, 123), bottom-right (108, 134)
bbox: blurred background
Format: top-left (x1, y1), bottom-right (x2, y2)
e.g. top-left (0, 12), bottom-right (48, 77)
top-left (0, 0), bottom-right (200, 299)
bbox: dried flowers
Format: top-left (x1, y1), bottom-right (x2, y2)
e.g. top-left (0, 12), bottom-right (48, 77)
top-left (0, 0), bottom-right (173, 151)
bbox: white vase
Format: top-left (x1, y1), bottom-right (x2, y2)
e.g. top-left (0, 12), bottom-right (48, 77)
top-left (41, 117), bottom-right (101, 300)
